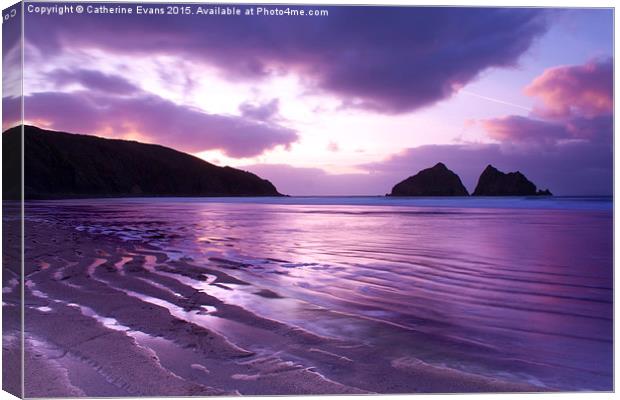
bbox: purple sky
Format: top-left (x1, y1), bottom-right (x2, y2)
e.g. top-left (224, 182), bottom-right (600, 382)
top-left (4, 3), bottom-right (613, 195)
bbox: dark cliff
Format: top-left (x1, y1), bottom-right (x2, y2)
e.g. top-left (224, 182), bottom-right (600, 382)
top-left (389, 162), bottom-right (469, 196)
top-left (3, 125), bottom-right (282, 199)
top-left (473, 165), bottom-right (552, 196)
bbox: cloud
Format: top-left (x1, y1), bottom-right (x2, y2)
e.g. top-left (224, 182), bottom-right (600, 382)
top-left (525, 57), bottom-right (613, 120)
top-left (19, 90), bottom-right (298, 158)
top-left (2, 96), bottom-right (21, 131)
top-left (49, 69), bottom-right (140, 95)
top-left (244, 164), bottom-right (389, 196)
top-left (480, 58), bottom-right (613, 147)
top-left (565, 115), bottom-right (613, 143)
top-left (239, 98), bottom-right (280, 121)
top-left (247, 137), bottom-right (612, 196)
top-left (360, 142), bottom-right (611, 196)
top-left (327, 141), bottom-right (340, 152)
top-left (25, 7), bottom-right (549, 114)
top-left (482, 115), bottom-right (568, 146)
top-left (346, 57), bottom-right (613, 197)
top-left (2, 3), bottom-right (22, 130)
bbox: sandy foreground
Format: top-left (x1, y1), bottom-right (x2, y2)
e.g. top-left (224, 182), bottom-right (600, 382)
top-left (3, 217), bottom-right (543, 397)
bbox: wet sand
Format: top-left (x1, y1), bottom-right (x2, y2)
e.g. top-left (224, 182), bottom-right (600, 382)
top-left (4, 215), bottom-right (548, 397)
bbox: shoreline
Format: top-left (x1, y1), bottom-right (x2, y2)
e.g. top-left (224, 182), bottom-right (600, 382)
top-left (7, 215), bottom-right (550, 396)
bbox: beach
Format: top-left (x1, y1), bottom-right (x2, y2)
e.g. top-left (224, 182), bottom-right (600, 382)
top-left (4, 2), bottom-right (614, 396)
top-left (4, 197), bottom-right (613, 396)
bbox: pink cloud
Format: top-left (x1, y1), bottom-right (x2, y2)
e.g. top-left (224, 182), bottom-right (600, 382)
top-left (481, 58), bottom-right (612, 146)
top-left (2, 65), bottom-right (300, 158)
top-left (482, 115), bottom-right (567, 145)
top-left (10, 67), bottom-right (299, 158)
top-left (18, 90), bottom-right (298, 158)
top-left (525, 57), bottom-right (612, 120)
top-left (327, 141), bottom-right (340, 152)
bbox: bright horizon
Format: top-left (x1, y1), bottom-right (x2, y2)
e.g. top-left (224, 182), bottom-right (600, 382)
top-left (2, 4), bottom-right (613, 196)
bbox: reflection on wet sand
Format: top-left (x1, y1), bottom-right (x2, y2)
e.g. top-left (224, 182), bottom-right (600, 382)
top-left (8, 198), bottom-right (613, 396)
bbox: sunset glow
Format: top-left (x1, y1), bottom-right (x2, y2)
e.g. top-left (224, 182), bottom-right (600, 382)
top-left (4, 5), bottom-right (612, 195)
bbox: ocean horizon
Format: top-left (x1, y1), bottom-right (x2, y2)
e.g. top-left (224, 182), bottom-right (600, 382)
top-left (22, 195), bottom-right (613, 211)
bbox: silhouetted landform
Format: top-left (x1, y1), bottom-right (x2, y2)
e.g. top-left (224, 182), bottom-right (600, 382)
top-left (2, 125), bottom-right (282, 199)
top-left (389, 162), bottom-right (469, 196)
top-left (2, 126), bottom-right (21, 200)
top-left (473, 165), bottom-right (552, 196)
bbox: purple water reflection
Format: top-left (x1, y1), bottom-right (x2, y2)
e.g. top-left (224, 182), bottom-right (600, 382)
top-left (25, 197), bottom-right (613, 391)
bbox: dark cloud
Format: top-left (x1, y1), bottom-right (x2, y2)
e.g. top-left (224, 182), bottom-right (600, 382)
top-left (2, 3), bottom-right (22, 130)
top-left (49, 69), bottom-right (140, 95)
top-left (565, 115), bottom-right (613, 144)
top-left (2, 3), bottom-right (21, 60)
top-left (18, 90), bottom-right (298, 157)
top-left (25, 5), bottom-right (549, 113)
top-left (239, 99), bottom-right (280, 121)
top-left (2, 96), bottom-right (21, 131)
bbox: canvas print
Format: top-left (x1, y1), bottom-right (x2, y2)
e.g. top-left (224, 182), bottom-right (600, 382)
top-left (1, 1), bottom-right (614, 397)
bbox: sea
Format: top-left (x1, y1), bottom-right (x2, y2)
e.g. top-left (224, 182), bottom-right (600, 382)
top-left (23, 196), bottom-right (613, 391)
